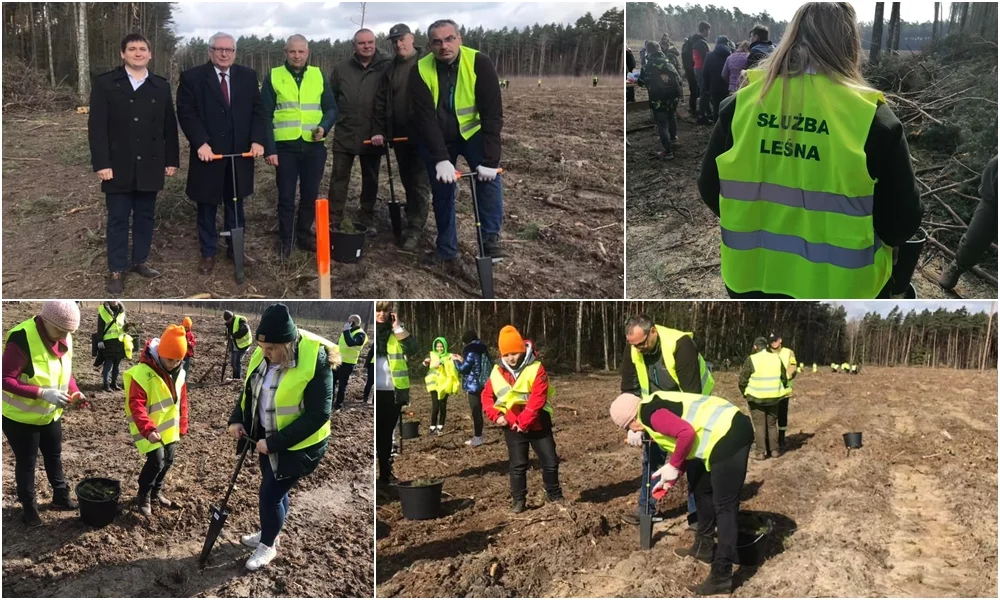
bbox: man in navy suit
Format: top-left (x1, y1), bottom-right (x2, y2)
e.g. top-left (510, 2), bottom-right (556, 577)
top-left (176, 32), bottom-right (267, 275)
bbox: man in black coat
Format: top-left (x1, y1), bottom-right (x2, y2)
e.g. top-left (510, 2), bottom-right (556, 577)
top-left (88, 33), bottom-right (180, 295)
top-left (701, 36), bottom-right (732, 124)
top-left (746, 24), bottom-right (776, 70)
top-left (176, 32), bottom-right (267, 275)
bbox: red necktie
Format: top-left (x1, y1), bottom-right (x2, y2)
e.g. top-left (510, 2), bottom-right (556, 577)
top-left (220, 71), bottom-right (230, 106)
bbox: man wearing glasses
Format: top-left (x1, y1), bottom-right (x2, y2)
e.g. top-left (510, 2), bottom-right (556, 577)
top-left (176, 31), bottom-right (267, 275)
top-left (410, 19), bottom-right (505, 279)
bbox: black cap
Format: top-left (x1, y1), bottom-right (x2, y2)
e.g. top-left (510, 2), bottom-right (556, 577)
top-left (388, 23), bottom-right (411, 39)
top-left (769, 332), bottom-right (782, 342)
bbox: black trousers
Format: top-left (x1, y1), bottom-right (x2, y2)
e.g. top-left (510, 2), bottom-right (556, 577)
top-left (137, 441), bottom-right (177, 496)
top-left (430, 391), bottom-right (448, 427)
top-left (363, 363), bottom-right (374, 402)
top-left (468, 391), bottom-right (483, 437)
top-left (777, 397), bottom-right (789, 447)
top-left (275, 146), bottom-right (327, 244)
top-left (376, 391), bottom-right (401, 482)
top-left (328, 152), bottom-right (381, 226)
top-left (686, 70), bottom-right (701, 116)
top-left (504, 427), bottom-right (561, 502)
top-left (651, 104), bottom-right (679, 154)
top-left (334, 362), bottom-right (354, 408)
top-left (105, 191), bottom-right (157, 272)
top-left (687, 442), bottom-right (751, 571)
top-left (956, 195), bottom-right (998, 268)
top-left (2, 416), bottom-right (68, 506)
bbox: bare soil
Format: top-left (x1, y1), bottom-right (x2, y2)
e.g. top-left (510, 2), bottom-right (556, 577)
top-left (376, 367), bottom-right (997, 597)
top-left (2, 79), bottom-right (623, 299)
top-left (625, 92), bottom-right (995, 299)
top-left (1, 302), bottom-right (374, 598)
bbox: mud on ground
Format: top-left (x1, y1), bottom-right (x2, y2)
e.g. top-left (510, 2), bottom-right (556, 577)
top-left (376, 368), bottom-right (997, 597)
top-left (2, 80), bottom-right (623, 299)
top-left (2, 302), bottom-right (373, 598)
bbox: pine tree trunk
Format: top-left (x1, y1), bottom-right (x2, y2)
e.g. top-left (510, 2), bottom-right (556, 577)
top-left (575, 301), bottom-right (583, 373)
top-left (870, 2), bottom-right (885, 65)
top-left (76, 1), bottom-right (90, 105)
top-left (890, 3), bottom-right (902, 51)
top-left (932, 2), bottom-right (940, 41)
top-left (959, 2), bottom-right (969, 32)
top-left (601, 303), bottom-right (609, 371)
top-left (44, 2), bottom-right (54, 86)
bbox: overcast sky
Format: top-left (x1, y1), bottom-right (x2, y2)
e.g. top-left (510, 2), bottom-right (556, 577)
top-left (172, 2), bottom-right (619, 43)
top-left (827, 300), bottom-right (996, 319)
top-left (658, 1), bottom-right (943, 24)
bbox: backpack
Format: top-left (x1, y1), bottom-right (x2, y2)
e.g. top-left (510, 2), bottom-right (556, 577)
top-left (648, 58), bottom-right (682, 100)
top-left (681, 36), bottom-right (695, 72)
top-left (476, 351), bottom-right (493, 387)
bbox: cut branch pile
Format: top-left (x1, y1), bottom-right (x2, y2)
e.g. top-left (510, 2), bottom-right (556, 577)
top-left (2, 58), bottom-right (76, 113)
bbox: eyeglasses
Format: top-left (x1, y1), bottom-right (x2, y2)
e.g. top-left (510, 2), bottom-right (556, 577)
top-left (211, 46), bottom-right (236, 54)
top-left (429, 35), bottom-right (458, 47)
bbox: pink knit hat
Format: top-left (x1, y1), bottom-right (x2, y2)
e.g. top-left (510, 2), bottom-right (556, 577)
top-left (609, 393), bottom-right (642, 429)
top-left (39, 300), bottom-right (81, 332)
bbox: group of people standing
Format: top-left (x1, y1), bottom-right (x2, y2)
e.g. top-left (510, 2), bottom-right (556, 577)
top-left (88, 18), bottom-right (506, 294)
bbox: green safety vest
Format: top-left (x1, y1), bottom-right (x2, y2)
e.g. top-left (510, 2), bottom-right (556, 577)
top-left (271, 65), bottom-right (324, 142)
top-left (746, 350), bottom-right (787, 402)
top-left (417, 46), bottom-right (481, 140)
top-left (386, 336), bottom-right (410, 390)
top-left (338, 328), bottom-right (367, 365)
top-left (637, 391), bottom-right (740, 472)
top-left (2, 319), bottom-right (71, 425)
top-left (630, 325), bottom-right (714, 398)
top-left (489, 362), bottom-right (553, 416)
top-left (778, 347), bottom-right (796, 394)
top-left (716, 71), bottom-right (892, 298)
top-left (98, 305), bottom-right (126, 341)
top-left (231, 316), bottom-right (252, 350)
top-left (124, 361), bottom-right (184, 454)
top-left (240, 329), bottom-right (332, 452)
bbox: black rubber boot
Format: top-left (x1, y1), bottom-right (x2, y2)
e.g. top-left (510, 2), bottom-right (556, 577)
top-left (22, 503), bottom-right (42, 528)
top-left (689, 562), bottom-right (733, 595)
top-left (51, 487), bottom-right (79, 510)
top-left (483, 234), bottom-right (506, 260)
top-left (512, 498), bottom-right (526, 514)
top-left (674, 534), bottom-right (714, 564)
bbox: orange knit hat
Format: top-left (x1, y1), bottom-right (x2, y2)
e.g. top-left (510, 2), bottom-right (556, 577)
top-left (497, 325), bottom-right (525, 356)
top-left (182, 317), bottom-right (193, 330)
top-left (159, 324), bottom-right (188, 360)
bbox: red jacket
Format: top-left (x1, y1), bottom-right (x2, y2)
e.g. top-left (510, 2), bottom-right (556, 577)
top-left (482, 347), bottom-right (550, 432)
top-left (127, 340), bottom-right (189, 439)
top-left (185, 330), bottom-right (196, 358)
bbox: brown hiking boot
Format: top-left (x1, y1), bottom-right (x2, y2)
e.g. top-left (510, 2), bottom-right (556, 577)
top-left (136, 493), bottom-right (152, 517)
top-left (106, 272), bottom-right (124, 295)
top-left (674, 534), bottom-right (714, 564)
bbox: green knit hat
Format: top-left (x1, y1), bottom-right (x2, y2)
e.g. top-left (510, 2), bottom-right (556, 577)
top-left (256, 303), bottom-right (297, 343)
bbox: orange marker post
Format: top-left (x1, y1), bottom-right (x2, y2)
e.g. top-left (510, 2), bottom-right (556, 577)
top-left (315, 198), bottom-right (331, 299)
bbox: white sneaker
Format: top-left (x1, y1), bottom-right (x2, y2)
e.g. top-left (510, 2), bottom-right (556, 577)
top-left (245, 542), bottom-right (277, 571)
top-left (240, 531), bottom-right (279, 548)
top-left (466, 436), bottom-right (484, 447)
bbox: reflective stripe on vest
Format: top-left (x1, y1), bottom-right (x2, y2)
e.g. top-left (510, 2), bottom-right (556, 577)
top-left (338, 328), bottom-right (367, 365)
top-left (271, 65), bottom-right (325, 142)
top-left (630, 325), bottom-right (714, 398)
top-left (241, 329), bottom-right (332, 451)
top-left (386, 336), bottom-right (410, 390)
top-left (124, 362), bottom-right (184, 454)
top-left (425, 352), bottom-right (460, 395)
top-left (778, 347), bottom-right (796, 395)
top-left (98, 305), bottom-right (126, 341)
top-left (232, 316), bottom-right (252, 350)
top-left (488, 362), bottom-right (554, 415)
top-left (1, 319), bottom-right (71, 425)
top-left (716, 71), bottom-right (892, 298)
top-left (746, 350), bottom-right (786, 402)
top-left (417, 46), bottom-right (482, 140)
top-left (637, 391), bottom-right (739, 472)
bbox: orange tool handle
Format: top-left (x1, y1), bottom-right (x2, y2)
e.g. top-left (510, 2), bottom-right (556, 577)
top-left (210, 152), bottom-right (255, 160)
top-left (315, 198), bottom-right (331, 299)
top-left (456, 167), bottom-right (504, 178)
top-left (363, 137), bottom-right (408, 144)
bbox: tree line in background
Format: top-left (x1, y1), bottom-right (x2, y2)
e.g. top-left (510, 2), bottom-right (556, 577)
top-left (2, 2), bottom-right (622, 106)
top-left (71, 300), bottom-right (373, 328)
top-left (394, 301), bottom-right (997, 374)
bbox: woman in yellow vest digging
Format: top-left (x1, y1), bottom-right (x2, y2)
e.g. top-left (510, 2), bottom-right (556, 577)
top-left (482, 326), bottom-right (563, 513)
top-left (697, 2), bottom-right (923, 299)
top-left (227, 303), bottom-right (339, 571)
top-left (2, 301), bottom-right (86, 527)
top-left (609, 391), bottom-right (754, 596)
top-left (422, 337), bottom-right (460, 434)
top-left (125, 324), bottom-right (189, 517)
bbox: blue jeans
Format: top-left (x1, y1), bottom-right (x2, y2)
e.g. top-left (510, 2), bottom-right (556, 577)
top-left (231, 347), bottom-right (247, 379)
top-left (105, 191), bottom-right (157, 272)
top-left (638, 442), bottom-right (697, 516)
top-left (420, 133), bottom-right (503, 259)
top-left (102, 358), bottom-right (122, 388)
top-left (258, 453), bottom-right (300, 547)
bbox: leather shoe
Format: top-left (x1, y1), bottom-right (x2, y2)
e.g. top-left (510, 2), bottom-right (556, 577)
top-left (106, 272), bottom-right (124, 295)
top-left (131, 263), bottom-right (161, 278)
top-left (199, 256), bottom-right (215, 274)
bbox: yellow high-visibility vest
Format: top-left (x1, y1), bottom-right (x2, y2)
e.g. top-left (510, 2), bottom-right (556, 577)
top-left (489, 362), bottom-right (553, 415)
top-left (387, 336), bottom-right (409, 390)
top-left (98, 304), bottom-right (126, 341)
top-left (231, 315), bottom-right (252, 350)
top-left (123, 362), bottom-right (184, 454)
top-left (637, 391), bottom-right (740, 471)
top-left (271, 65), bottom-right (324, 142)
top-left (338, 328), bottom-right (368, 365)
top-left (746, 350), bottom-right (786, 402)
top-left (630, 325), bottom-right (714, 398)
top-left (2, 319), bottom-right (71, 426)
top-left (417, 46), bottom-right (482, 140)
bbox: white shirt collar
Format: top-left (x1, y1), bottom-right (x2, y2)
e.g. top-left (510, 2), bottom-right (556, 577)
top-left (214, 65), bottom-right (230, 78)
top-left (126, 68), bottom-right (148, 83)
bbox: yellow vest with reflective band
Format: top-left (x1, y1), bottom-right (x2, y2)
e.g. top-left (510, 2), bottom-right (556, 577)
top-left (271, 65), bottom-right (324, 142)
top-left (851, 364), bottom-right (858, 372)
top-left (386, 336), bottom-right (410, 390)
top-left (746, 350), bottom-right (787, 402)
top-left (841, 362), bottom-right (850, 371)
top-left (123, 362), bottom-right (184, 454)
top-left (630, 325), bottom-right (714, 398)
top-left (637, 391), bottom-right (739, 472)
top-left (98, 305), bottom-right (126, 341)
top-left (778, 347), bottom-right (796, 395)
top-left (241, 329), bottom-right (332, 451)
top-left (231, 315), bottom-right (252, 350)
top-left (425, 353), bottom-right (461, 395)
top-left (338, 328), bottom-right (367, 365)
top-left (417, 46), bottom-right (481, 140)
top-left (489, 362), bottom-right (554, 416)
top-left (716, 71), bottom-right (892, 298)
top-left (2, 319), bottom-right (71, 425)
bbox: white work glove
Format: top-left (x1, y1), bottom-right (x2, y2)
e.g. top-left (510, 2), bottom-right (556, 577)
top-left (651, 463), bottom-right (681, 489)
top-left (97, 341), bottom-right (105, 350)
top-left (475, 165), bottom-right (499, 182)
top-left (434, 160), bottom-right (457, 184)
top-left (344, 321), bottom-right (354, 330)
top-left (626, 429), bottom-right (644, 447)
top-left (39, 388), bottom-right (70, 409)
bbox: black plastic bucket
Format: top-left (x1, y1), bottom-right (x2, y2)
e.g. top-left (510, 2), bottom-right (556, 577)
top-left (75, 477), bottom-right (121, 528)
top-left (890, 228), bottom-right (927, 295)
top-left (401, 421), bottom-right (420, 439)
top-left (736, 511), bottom-right (773, 566)
top-left (395, 479), bottom-right (444, 520)
top-left (331, 226), bottom-right (368, 264)
top-left (843, 432), bottom-right (863, 449)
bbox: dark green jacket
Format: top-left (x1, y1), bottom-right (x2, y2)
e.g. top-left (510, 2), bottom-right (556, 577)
top-left (229, 337), bottom-right (333, 479)
top-left (638, 51), bottom-right (682, 110)
top-left (329, 50), bottom-right (391, 155)
top-left (373, 48), bottom-right (427, 140)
